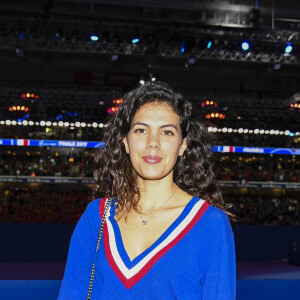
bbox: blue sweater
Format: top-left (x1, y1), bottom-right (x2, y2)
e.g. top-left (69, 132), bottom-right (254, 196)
top-left (58, 197), bottom-right (236, 299)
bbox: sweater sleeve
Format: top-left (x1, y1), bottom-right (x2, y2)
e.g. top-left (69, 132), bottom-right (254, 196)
top-left (57, 199), bottom-right (101, 300)
top-left (202, 208), bottom-right (236, 300)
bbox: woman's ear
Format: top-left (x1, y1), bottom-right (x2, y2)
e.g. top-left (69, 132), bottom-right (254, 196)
top-left (122, 136), bottom-right (129, 154)
top-left (179, 138), bottom-right (187, 156)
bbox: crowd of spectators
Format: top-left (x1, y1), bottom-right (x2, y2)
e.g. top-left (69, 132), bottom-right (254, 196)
top-left (1, 188), bottom-right (299, 225)
top-left (0, 189), bottom-right (89, 223)
top-left (215, 154), bottom-right (299, 182)
top-left (0, 152), bottom-right (299, 182)
top-left (0, 152), bottom-right (93, 177)
top-left (227, 192), bottom-right (300, 226)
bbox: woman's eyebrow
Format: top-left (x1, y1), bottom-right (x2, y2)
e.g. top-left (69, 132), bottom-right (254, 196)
top-left (132, 122), bottom-right (178, 131)
top-left (160, 124), bottom-right (178, 132)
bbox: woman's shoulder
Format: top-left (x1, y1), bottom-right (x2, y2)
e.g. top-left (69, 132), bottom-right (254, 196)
top-left (205, 203), bottom-right (230, 223)
top-left (197, 198), bottom-right (233, 236)
top-left (85, 197), bottom-right (102, 216)
top-left (79, 197), bottom-right (106, 227)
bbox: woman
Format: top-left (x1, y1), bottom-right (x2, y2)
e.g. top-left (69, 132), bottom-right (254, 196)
top-left (58, 82), bottom-right (236, 299)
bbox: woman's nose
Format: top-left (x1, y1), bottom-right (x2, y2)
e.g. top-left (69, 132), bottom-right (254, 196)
top-left (146, 133), bottom-right (160, 149)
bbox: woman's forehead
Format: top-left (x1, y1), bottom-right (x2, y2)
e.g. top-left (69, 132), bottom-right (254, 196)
top-left (132, 102), bottom-right (179, 123)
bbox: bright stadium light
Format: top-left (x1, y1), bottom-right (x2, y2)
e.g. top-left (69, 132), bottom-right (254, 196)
top-left (241, 41), bottom-right (250, 51)
top-left (181, 41), bottom-right (185, 54)
top-left (207, 41), bottom-right (212, 49)
top-left (132, 38), bottom-right (140, 44)
top-left (90, 35), bottom-right (99, 41)
top-left (285, 43), bottom-right (293, 54)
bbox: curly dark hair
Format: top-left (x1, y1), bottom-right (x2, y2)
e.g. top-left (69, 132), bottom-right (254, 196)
top-left (93, 81), bottom-right (235, 221)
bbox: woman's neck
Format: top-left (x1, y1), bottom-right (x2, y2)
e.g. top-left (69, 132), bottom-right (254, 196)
top-left (137, 177), bottom-right (177, 211)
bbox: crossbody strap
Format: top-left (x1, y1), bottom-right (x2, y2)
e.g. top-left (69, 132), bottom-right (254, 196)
top-left (87, 197), bottom-right (114, 300)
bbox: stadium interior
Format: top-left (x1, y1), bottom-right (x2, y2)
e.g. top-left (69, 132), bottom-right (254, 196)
top-left (0, 0), bottom-right (299, 299)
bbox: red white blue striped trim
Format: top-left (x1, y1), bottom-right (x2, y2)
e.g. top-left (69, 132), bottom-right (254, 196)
top-left (99, 197), bottom-right (210, 289)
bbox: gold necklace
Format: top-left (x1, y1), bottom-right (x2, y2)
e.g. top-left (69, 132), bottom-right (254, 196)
top-left (138, 187), bottom-right (178, 225)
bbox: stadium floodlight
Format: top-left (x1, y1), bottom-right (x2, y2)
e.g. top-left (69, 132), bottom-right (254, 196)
top-left (241, 41), bottom-right (250, 51)
top-left (181, 41), bottom-right (185, 54)
top-left (207, 41), bottom-right (212, 49)
top-left (132, 38), bottom-right (140, 44)
top-left (90, 35), bottom-right (99, 41)
top-left (149, 73), bottom-right (156, 82)
top-left (285, 43), bottom-right (293, 54)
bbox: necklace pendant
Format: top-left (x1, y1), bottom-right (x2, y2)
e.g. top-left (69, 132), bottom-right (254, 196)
top-left (142, 220), bottom-right (147, 225)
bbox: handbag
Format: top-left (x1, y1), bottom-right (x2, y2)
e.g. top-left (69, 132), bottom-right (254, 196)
top-left (87, 197), bottom-right (114, 300)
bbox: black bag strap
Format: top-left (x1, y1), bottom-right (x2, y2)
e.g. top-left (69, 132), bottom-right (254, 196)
top-left (87, 197), bottom-right (114, 300)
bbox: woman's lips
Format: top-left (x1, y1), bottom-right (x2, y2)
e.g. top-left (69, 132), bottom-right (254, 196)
top-left (142, 155), bottom-right (162, 164)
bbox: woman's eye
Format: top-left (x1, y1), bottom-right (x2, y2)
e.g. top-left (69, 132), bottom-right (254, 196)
top-left (134, 128), bottom-right (146, 133)
top-left (162, 130), bottom-right (174, 136)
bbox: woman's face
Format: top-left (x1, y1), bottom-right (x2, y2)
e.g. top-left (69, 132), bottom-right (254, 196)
top-left (123, 102), bottom-right (187, 181)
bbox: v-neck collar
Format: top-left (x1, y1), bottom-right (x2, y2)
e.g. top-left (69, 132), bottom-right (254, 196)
top-left (99, 196), bottom-right (210, 289)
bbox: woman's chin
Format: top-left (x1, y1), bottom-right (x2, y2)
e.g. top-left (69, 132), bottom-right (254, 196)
top-left (137, 170), bottom-right (172, 181)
